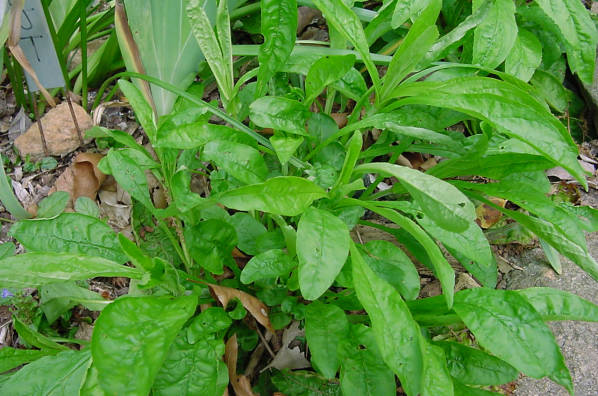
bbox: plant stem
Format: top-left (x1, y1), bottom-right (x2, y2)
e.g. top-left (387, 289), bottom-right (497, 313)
top-left (80, 1), bottom-right (88, 110)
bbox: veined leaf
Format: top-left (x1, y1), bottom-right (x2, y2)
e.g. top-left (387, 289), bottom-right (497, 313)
top-left (250, 96), bottom-right (310, 136)
top-left (218, 177), bottom-right (326, 216)
top-left (297, 208), bottom-right (350, 300)
top-left (104, 149), bottom-right (154, 211)
top-left (351, 242), bottom-right (424, 396)
top-left (340, 347), bottom-right (395, 396)
top-left (516, 287), bottom-right (598, 322)
top-left (92, 295), bottom-right (197, 396)
top-left (505, 28), bottom-right (543, 82)
top-left (305, 55), bottom-right (355, 105)
top-left (36, 192), bottom-right (70, 219)
top-left (241, 249), bottom-right (295, 284)
top-left (394, 77), bottom-right (587, 188)
top-left (10, 213), bottom-right (127, 263)
top-left (453, 288), bottom-right (573, 394)
top-left (472, 0), bottom-right (517, 69)
top-left (421, 342), bottom-right (454, 396)
top-left (257, 0), bottom-right (297, 96)
top-left (203, 140), bottom-right (268, 185)
top-left (117, 79), bottom-right (156, 140)
top-left (0, 253), bottom-right (142, 289)
top-left (0, 347), bottom-right (59, 374)
top-left (334, 131), bottom-right (362, 190)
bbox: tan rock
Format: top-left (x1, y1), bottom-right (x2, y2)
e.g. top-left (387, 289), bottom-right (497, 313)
top-left (14, 102), bottom-right (92, 159)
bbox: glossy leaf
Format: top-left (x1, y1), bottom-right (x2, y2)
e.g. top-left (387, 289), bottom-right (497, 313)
top-left (472, 0), bottom-right (517, 69)
top-left (530, 69), bottom-right (568, 113)
top-left (36, 192), bottom-right (70, 219)
top-left (505, 28), bottom-right (543, 82)
top-left (360, 240), bottom-right (420, 301)
top-left (92, 295), bottom-right (197, 396)
top-left (334, 131), bottom-right (362, 190)
top-left (340, 348), bottom-right (395, 396)
top-left (305, 301), bottom-right (350, 378)
top-left (351, 242), bottom-right (424, 396)
top-left (421, 342), bottom-right (454, 396)
top-left (297, 208), bottom-right (350, 300)
top-left (257, 0), bottom-right (297, 96)
top-left (0, 347), bottom-right (58, 373)
top-left (11, 213), bottom-right (127, 263)
top-left (453, 288), bottom-right (573, 393)
top-left (104, 149), bottom-right (154, 211)
top-left (185, 219), bottom-right (237, 275)
top-left (534, 0), bottom-right (598, 84)
top-left (117, 80), bottom-right (156, 138)
top-left (157, 121), bottom-right (251, 149)
top-left (203, 140), bottom-right (268, 185)
top-left (228, 213), bottom-right (267, 256)
top-left (305, 55), bottom-right (355, 104)
top-left (40, 282), bottom-right (108, 324)
top-left (13, 316), bottom-right (68, 351)
top-left (435, 341), bottom-right (518, 386)
top-left (0, 253), bottom-right (142, 289)
top-left (270, 134), bottom-right (304, 165)
top-left (0, 349), bottom-right (91, 396)
top-left (355, 162), bottom-right (475, 232)
top-left (218, 177), bottom-right (326, 216)
top-left (187, 308), bottom-right (232, 341)
top-left (153, 332), bottom-right (228, 396)
top-left (241, 249), bottom-right (295, 284)
top-left (516, 287), bottom-right (598, 322)
top-left (395, 77), bottom-right (587, 188)
top-left (249, 96), bottom-right (310, 136)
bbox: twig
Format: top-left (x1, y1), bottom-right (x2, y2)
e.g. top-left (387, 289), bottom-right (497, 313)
top-left (256, 325), bottom-right (275, 359)
top-left (65, 92), bottom-right (84, 145)
top-left (32, 98), bottom-right (48, 156)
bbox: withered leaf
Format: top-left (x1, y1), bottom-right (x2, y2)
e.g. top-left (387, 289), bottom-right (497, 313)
top-left (209, 284), bottom-right (274, 333)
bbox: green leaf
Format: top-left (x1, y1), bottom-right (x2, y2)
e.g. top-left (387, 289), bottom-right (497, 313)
top-left (241, 249), bottom-right (295, 284)
top-left (354, 162), bottom-right (475, 232)
top-left (249, 96), bottom-right (310, 136)
top-left (13, 316), bottom-right (68, 351)
top-left (271, 134), bottom-right (304, 165)
top-left (534, 0), bottom-right (598, 84)
top-left (333, 131), bottom-right (362, 191)
top-left (297, 208), bottom-right (350, 300)
top-left (0, 253), bottom-right (142, 289)
top-left (117, 80), bottom-right (156, 138)
top-left (0, 347), bottom-right (58, 373)
top-left (305, 301), bottom-right (350, 378)
top-left (272, 370), bottom-right (341, 395)
top-left (395, 77), bottom-right (587, 188)
top-left (435, 341), bottom-right (518, 386)
top-left (157, 121), bottom-right (251, 149)
top-left (204, 140), bottom-right (268, 185)
top-left (539, 238), bottom-right (562, 274)
top-left (305, 55), bottom-right (356, 104)
top-left (0, 349), bottom-right (91, 396)
top-left (421, 342), bottom-right (454, 396)
top-left (505, 28), bottom-right (543, 82)
top-left (360, 240), bottom-right (420, 301)
top-left (153, 332), bottom-right (228, 396)
top-left (36, 192), bottom-right (70, 219)
top-left (350, 241), bottom-right (424, 396)
top-left (0, 242), bottom-right (15, 260)
top-left (257, 0), bottom-right (297, 97)
top-left (516, 287), bottom-right (598, 322)
top-left (472, 0), bottom-right (517, 69)
top-left (227, 213), bottom-right (267, 256)
top-left (10, 213), bottom-right (128, 263)
top-left (74, 197), bottom-right (100, 218)
top-left (104, 149), bottom-right (154, 211)
top-left (185, 219), bottom-right (237, 275)
top-left (0, 154), bottom-right (30, 220)
top-left (40, 282), bottom-right (107, 324)
top-left (312, 0), bottom-right (380, 94)
top-left (92, 295), bottom-right (197, 396)
top-left (453, 381), bottom-right (501, 396)
top-left (218, 177), bottom-right (327, 216)
top-left (530, 69), bottom-right (569, 113)
top-left (187, 307), bottom-right (232, 341)
top-left (453, 288), bottom-right (573, 393)
top-left (340, 348), bottom-right (395, 396)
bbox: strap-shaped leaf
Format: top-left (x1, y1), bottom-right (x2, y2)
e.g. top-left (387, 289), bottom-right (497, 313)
top-left (516, 287), bottom-right (598, 322)
top-left (472, 0), bottom-right (517, 69)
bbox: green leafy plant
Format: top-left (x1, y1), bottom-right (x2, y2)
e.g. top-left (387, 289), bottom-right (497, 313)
top-left (1, 0), bottom-right (598, 395)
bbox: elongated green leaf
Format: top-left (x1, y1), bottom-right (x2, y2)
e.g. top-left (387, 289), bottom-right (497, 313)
top-left (340, 348), bottom-right (395, 396)
top-left (153, 332), bottom-right (228, 396)
top-left (0, 347), bottom-right (58, 373)
top-left (297, 208), bottom-right (349, 300)
top-left (104, 149), bottom-right (154, 211)
top-left (250, 96), bottom-right (310, 136)
top-left (539, 238), bottom-right (562, 274)
top-left (472, 0), bottom-right (517, 68)
top-left (0, 253), bottom-right (142, 289)
top-left (516, 287), bottom-right (598, 322)
top-left (185, 219), bottom-right (237, 275)
top-left (257, 0), bottom-right (297, 96)
top-left (305, 302), bottom-right (350, 378)
top-left (13, 316), bottom-right (68, 351)
top-left (530, 69), bottom-right (568, 113)
top-left (92, 295), bottom-right (197, 396)
top-left (0, 242), bottom-right (14, 260)
top-left (435, 341), bottom-right (518, 386)
top-left (271, 134), bottom-right (304, 165)
top-left (11, 213), bottom-right (127, 263)
top-left (351, 242), bottom-right (424, 396)
top-left (305, 55), bottom-right (355, 104)
top-left (312, 0), bottom-right (380, 94)
top-left (157, 121), bottom-right (251, 149)
top-left (355, 162), bottom-right (475, 232)
top-left (360, 240), bottom-right (420, 301)
top-left (118, 80), bottom-right (156, 139)
top-left (241, 249), bottom-right (295, 284)
top-left (453, 288), bottom-right (573, 393)
top-left (0, 154), bottom-right (30, 220)
top-left (36, 192), bottom-right (69, 219)
top-left (421, 342), bottom-right (454, 396)
top-left (334, 131), bottom-right (362, 190)
top-left (204, 140), bottom-right (268, 185)
top-left (40, 282), bottom-right (107, 324)
top-left (218, 177), bottom-right (326, 216)
top-left (534, 0), bottom-right (598, 84)
top-left (0, 349), bottom-right (91, 396)
top-left (74, 197), bottom-right (100, 218)
top-left (505, 28), bottom-right (543, 82)
top-left (395, 77), bottom-right (587, 188)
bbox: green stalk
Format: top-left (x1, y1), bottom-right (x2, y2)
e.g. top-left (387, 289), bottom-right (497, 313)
top-left (232, 45), bottom-right (392, 65)
top-left (40, 0), bottom-right (71, 91)
top-left (0, 154), bottom-right (31, 220)
top-left (80, 1), bottom-right (88, 110)
top-left (4, 52), bottom-right (27, 111)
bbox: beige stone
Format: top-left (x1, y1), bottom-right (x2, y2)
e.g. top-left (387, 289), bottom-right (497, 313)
top-left (14, 102), bottom-right (92, 159)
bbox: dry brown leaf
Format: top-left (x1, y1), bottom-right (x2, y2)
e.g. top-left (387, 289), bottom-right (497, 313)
top-left (209, 284), bottom-right (274, 333)
top-left (475, 198), bottom-right (507, 229)
top-left (330, 113), bottom-right (347, 129)
top-left (51, 153), bottom-right (106, 208)
top-left (297, 6), bottom-right (322, 34)
top-left (225, 335), bottom-right (258, 396)
top-left (263, 321), bottom-right (310, 372)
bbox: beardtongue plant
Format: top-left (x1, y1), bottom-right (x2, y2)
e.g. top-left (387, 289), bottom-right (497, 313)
top-left (2, 0), bottom-right (598, 395)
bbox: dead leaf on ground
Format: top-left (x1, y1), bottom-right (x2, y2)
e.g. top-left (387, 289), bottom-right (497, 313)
top-left (475, 198), bottom-right (507, 229)
top-left (546, 160), bottom-right (596, 182)
top-left (51, 153), bottom-right (106, 209)
top-left (14, 102), bottom-right (92, 159)
top-left (225, 335), bottom-right (258, 396)
top-left (297, 6), bottom-right (322, 34)
top-left (263, 321), bottom-right (310, 372)
top-left (330, 113), bottom-right (347, 129)
top-left (208, 284), bottom-right (274, 333)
